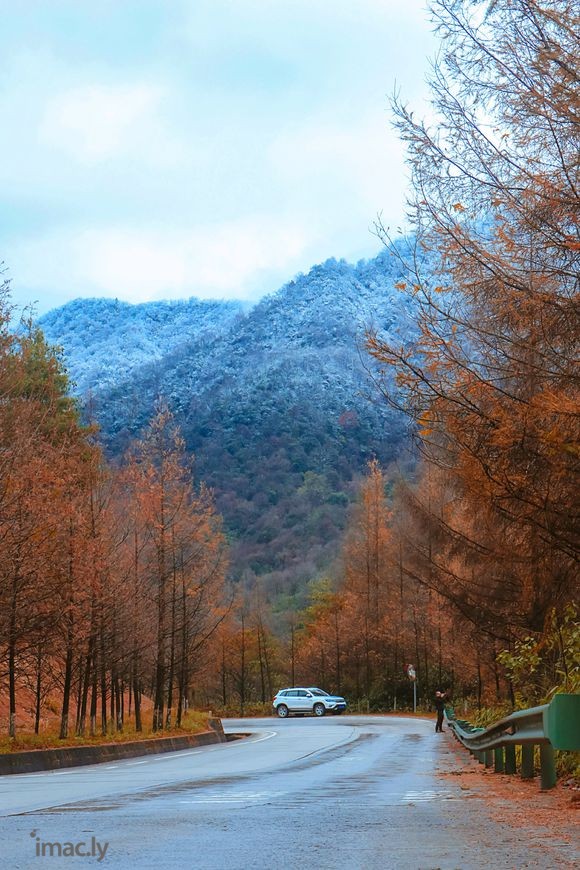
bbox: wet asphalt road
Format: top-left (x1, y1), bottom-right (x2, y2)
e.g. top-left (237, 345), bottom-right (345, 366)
top-left (0, 715), bottom-right (575, 869)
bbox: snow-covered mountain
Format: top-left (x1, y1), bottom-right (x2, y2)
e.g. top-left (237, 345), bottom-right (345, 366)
top-left (40, 250), bottom-right (416, 597)
top-left (39, 296), bottom-right (243, 394)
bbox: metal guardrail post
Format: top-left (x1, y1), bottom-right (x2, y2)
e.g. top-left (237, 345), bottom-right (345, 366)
top-left (521, 744), bottom-right (535, 779)
top-left (504, 744), bottom-right (516, 775)
top-left (540, 744), bottom-right (557, 790)
top-left (445, 694), bottom-right (579, 791)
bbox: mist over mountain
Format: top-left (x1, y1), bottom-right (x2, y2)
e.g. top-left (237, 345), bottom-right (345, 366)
top-left (40, 250), bottom-right (416, 600)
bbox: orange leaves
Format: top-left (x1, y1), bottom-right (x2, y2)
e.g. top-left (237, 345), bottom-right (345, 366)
top-left (564, 238), bottom-right (580, 251)
top-left (418, 409), bottom-right (435, 438)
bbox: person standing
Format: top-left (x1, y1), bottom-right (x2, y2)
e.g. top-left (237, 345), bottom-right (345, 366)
top-left (434, 690), bottom-right (446, 733)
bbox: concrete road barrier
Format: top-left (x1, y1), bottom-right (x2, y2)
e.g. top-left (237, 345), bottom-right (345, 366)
top-left (0, 718), bottom-right (226, 775)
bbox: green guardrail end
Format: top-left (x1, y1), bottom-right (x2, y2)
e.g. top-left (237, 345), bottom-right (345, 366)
top-left (543, 693), bottom-right (580, 751)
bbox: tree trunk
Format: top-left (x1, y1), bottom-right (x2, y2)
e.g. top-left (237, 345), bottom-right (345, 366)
top-left (153, 505), bottom-right (167, 732)
top-left (8, 574), bottom-right (18, 738)
top-left (257, 623), bottom-right (266, 703)
top-left (59, 637), bottom-right (74, 739)
top-left (77, 635), bottom-right (94, 736)
top-left (239, 612), bottom-right (246, 717)
top-left (165, 552), bottom-right (177, 729)
top-left (100, 612), bottom-right (107, 736)
top-left (34, 644), bottom-right (43, 735)
top-left (60, 521), bottom-right (75, 740)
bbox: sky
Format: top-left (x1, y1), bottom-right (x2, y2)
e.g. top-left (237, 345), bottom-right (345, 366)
top-left (0, 0), bottom-right (436, 314)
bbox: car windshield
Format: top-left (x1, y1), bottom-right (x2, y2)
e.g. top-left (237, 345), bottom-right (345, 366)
top-left (308, 688), bottom-right (329, 696)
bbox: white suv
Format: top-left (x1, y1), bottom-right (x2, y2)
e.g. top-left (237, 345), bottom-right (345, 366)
top-left (272, 687), bottom-right (347, 718)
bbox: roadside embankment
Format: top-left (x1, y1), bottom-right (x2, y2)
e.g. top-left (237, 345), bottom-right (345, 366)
top-left (0, 718), bottom-right (226, 775)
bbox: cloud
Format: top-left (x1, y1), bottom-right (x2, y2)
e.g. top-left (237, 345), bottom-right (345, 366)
top-left (0, 1), bottom-right (436, 313)
top-left (269, 112), bottom-right (410, 222)
top-left (8, 220), bottom-right (310, 310)
top-left (38, 82), bottom-right (186, 166)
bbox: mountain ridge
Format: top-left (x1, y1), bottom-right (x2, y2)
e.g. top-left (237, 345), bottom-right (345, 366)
top-left (39, 249), bottom-right (415, 599)
top-left (39, 295), bottom-right (244, 394)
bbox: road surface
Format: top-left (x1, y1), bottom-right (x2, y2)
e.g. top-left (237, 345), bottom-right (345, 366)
top-left (0, 715), bottom-right (575, 868)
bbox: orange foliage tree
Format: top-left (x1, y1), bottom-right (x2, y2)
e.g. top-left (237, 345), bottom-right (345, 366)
top-left (365, 0), bottom-right (579, 698)
top-left (123, 402), bottom-right (228, 731)
top-left (0, 282), bottom-right (230, 736)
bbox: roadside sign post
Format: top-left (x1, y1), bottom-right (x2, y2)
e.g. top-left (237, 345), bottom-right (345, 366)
top-left (406, 664), bottom-right (417, 713)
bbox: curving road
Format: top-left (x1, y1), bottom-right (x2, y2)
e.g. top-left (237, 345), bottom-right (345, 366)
top-left (0, 715), bottom-right (574, 869)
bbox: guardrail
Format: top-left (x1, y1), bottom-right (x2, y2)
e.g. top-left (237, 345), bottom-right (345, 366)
top-left (445, 693), bottom-right (580, 790)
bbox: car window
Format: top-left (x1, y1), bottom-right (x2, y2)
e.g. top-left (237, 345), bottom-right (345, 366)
top-left (298, 690), bottom-right (308, 697)
top-left (286, 690), bottom-right (298, 697)
top-left (309, 689), bottom-right (326, 696)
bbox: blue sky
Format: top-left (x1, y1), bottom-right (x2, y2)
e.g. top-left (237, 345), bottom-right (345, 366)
top-left (0, 0), bottom-right (435, 313)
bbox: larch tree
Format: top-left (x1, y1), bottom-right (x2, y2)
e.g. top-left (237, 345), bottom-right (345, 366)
top-left (368, 0), bottom-right (579, 645)
top-left (342, 460), bottom-right (395, 698)
top-left (0, 312), bottom-right (94, 737)
top-left (129, 402), bottom-right (227, 731)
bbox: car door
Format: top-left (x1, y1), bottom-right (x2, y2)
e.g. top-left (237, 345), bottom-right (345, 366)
top-left (285, 690), bottom-right (300, 712)
top-left (296, 689), bottom-right (313, 711)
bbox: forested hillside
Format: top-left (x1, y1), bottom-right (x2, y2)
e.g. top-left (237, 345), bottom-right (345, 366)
top-left (40, 252), bottom-right (416, 598)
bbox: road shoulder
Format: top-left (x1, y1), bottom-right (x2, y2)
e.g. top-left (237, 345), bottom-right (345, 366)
top-left (434, 730), bottom-right (579, 868)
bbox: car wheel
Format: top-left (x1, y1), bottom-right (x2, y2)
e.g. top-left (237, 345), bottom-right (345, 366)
top-left (313, 703), bottom-right (326, 717)
top-left (277, 704), bottom-right (289, 718)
